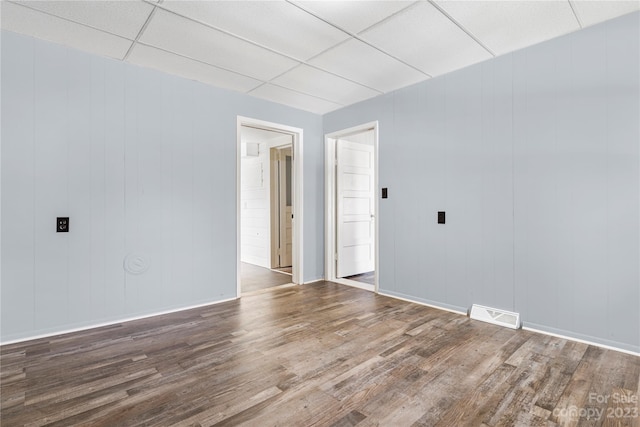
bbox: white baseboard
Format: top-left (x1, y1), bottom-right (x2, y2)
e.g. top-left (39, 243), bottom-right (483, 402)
top-left (271, 268), bottom-right (293, 277)
top-left (378, 291), bottom-right (639, 357)
top-left (0, 297), bottom-right (237, 346)
top-left (377, 291), bottom-right (467, 316)
top-left (522, 325), bottom-right (640, 357)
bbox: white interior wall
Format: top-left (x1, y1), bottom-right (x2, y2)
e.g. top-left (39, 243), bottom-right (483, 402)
top-left (240, 133), bottom-right (291, 268)
top-left (241, 141), bottom-right (270, 267)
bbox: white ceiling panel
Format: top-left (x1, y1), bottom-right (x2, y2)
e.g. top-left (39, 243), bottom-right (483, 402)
top-left (361, 2), bottom-right (492, 77)
top-left (309, 39), bottom-right (427, 93)
top-left (436, 1), bottom-right (581, 56)
top-left (272, 64), bottom-right (381, 106)
top-left (293, 1), bottom-right (417, 35)
top-left (571, 1), bottom-right (640, 27)
top-left (249, 84), bottom-right (342, 115)
top-left (139, 9), bottom-right (299, 81)
top-left (160, 0), bottom-right (348, 60)
top-left (2, 0), bottom-right (638, 115)
top-left (11, 0), bottom-right (154, 40)
top-left (1, 2), bottom-right (133, 60)
top-left (128, 44), bottom-right (262, 93)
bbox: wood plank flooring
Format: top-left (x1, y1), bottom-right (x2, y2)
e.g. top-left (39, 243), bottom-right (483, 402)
top-left (1, 281), bottom-right (638, 426)
top-left (240, 262), bottom-right (292, 293)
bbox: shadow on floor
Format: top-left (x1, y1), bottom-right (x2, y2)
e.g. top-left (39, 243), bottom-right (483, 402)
top-left (273, 266), bottom-right (292, 275)
top-left (343, 271), bottom-right (375, 286)
top-left (241, 262), bottom-right (293, 293)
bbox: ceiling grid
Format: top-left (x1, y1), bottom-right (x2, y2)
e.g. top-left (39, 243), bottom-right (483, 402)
top-left (1, 0), bottom-right (638, 114)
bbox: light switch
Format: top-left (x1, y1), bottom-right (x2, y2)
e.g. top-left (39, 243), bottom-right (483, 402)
top-left (438, 212), bottom-right (445, 224)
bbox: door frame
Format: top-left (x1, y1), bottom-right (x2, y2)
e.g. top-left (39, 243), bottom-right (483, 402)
top-left (325, 121), bottom-right (379, 292)
top-left (237, 117), bottom-right (303, 296)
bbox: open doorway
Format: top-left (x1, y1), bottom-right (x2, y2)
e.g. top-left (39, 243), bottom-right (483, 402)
top-left (237, 117), bottom-right (303, 296)
top-left (325, 122), bottom-right (378, 292)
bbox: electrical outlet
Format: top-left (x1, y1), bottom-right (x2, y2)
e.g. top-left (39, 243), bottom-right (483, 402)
top-left (57, 217), bottom-right (69, 232)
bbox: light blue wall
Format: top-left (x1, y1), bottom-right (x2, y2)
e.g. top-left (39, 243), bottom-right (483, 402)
top-left (324, 12), bottom-right (640, 353)
top-left (1, 30), bottom-right (324, 342)
top-left (3, 12), bottom-right (639, 353)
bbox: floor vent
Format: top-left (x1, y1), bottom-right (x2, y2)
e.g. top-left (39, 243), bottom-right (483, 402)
top-left (469, 304), bottom-right (521, 329)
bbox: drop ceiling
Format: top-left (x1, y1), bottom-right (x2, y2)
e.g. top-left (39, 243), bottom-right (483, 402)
top-left (2, 1), bottom-right (638, 115)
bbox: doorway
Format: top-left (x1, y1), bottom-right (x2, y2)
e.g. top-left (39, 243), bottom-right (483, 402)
top-left (237, 117), bottom-right (303, 296)
top-left (325, 122), bottom-right (379, 292)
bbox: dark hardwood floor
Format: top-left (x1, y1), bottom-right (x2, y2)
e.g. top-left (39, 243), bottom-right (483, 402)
top-left (240, 262), bottom-right (292, 293)
top-left (1, 282), bottom-right (638, 426)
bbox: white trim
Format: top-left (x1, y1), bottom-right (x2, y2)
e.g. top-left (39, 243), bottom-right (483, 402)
top-left (470, 303), bottom-right (521, 330)
top-left (325, 121), bottom-right (379, 293)
top-left (269, 146), bottom-right (279, 268)
top-left (378, 291), bottom-right (468, 316)
top-left (522, 326), bottom-right (640, 357)
top-left (0, 298), bottom-right (237, 346)
top-left (237, 117), bottom-right (304, 297)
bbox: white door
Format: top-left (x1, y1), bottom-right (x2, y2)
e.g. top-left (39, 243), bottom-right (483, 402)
top-left (336, 140), bottom-right (375, 277)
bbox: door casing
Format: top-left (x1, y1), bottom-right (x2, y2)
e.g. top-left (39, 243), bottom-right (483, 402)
top-left (325, 121), bottom-right (379, 292)
top-left (237, 117), bottom-right (303, 296)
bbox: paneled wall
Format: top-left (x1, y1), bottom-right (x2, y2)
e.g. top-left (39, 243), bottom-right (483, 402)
top-left (1, 31), bottom-right (323, 342)
top-left (324, 12), bottom-right (639, 353)
top-left (241, 141), bottom-right (272, 268)
top-left (2, 13), bottom-right (638, 353)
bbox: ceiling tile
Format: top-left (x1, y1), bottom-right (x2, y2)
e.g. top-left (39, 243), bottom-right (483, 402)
top-left (160, 1), bottom-right (349, 60)
top-left (435, 1), bottom-right (581, 56)
top-left (308, 39), bottom-right (427, 93)
top-left (11, 0), bottom-right (154, 40)
top-left (293, 1), bottom-right (417, 34)
top-left (249, 84), bottom-right (343, 115)
top-left (128, 44), bottom-right (262, 93)
top-left (139, 9), bottom-right (299, 81)
top-left (1, 2), bottom-right (132, 60)
top-left (272, 65), bottom-right (381, 106)
top-left (360, 2), bottom-right (492, 77)
top-left (571, 1), bottom-right (640, 27)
